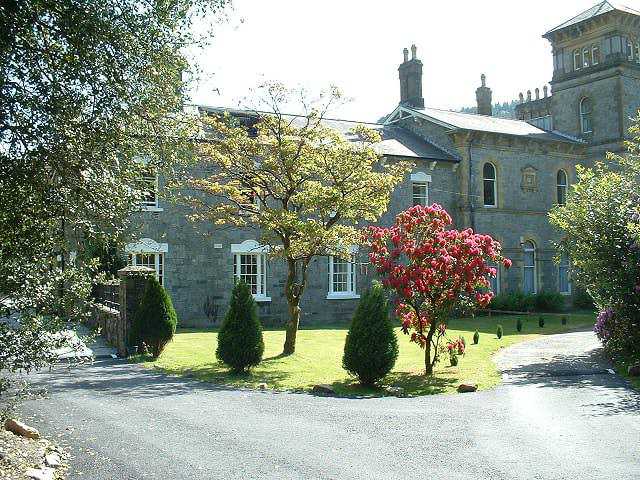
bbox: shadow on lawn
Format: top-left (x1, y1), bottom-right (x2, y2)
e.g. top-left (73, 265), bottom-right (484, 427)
top-left (327, 371), bottom-right (457, 398)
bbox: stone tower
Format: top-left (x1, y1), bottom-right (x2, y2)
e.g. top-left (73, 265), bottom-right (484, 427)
top-left (398, 44), bottom-right (424, 108)
top-left (544, 1), bottom-right (640, 156)
top-left (475, 74), bottom-right (492, 116)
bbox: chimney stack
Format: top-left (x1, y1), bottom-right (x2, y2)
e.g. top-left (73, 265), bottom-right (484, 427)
top-left (475, 74), bottom-right (492, 116)
top-left (398, 45), bottom-right (424, 109)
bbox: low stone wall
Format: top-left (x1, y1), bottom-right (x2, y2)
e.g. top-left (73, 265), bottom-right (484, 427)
top-left (89, 304), bottom-right (124, 356)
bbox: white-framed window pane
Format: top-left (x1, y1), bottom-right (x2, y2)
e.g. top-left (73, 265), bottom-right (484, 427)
top-left (140, 172), bottom-right (158, 207)
top-left (523, 242), bottom-right (536, 294)
top-left (412, 182), bottom-right (428, 206)
top-left (557, 170), bottom-right (567, 205)
top-left (329, 255), bottom-right (356, 295)
top-left (592, 45), bottom-right (600, 65)
top-left (233, 253), bottom-right (266, 297)
top-left (128, 252), bottom-right (164, 286)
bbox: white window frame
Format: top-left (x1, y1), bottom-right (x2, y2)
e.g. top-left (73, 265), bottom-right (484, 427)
top-left (627, 38), bottom-right (635, 61)
top-left (582, 47), bottom-right (591, 68)
top-left (327, 250), bottom-right (359, 300)
top-left (125, 238), bottom-right (168, 286)
top-left (231, 240), bottom-right (270, 302)
top-left (523, 240), bottom-right (537, 294)
top-left (135, 156), bottom-right (163, 212)
top-left (580, 97), bottom-right (593, 134)
top-left (410, 172), bottom-right (431, 207)
top-left (483, 162), bottom-right (497, 208)
top-left (556, 169), bottom-right (568, 206)
top-left (559, 253), bottom-right (571, 295)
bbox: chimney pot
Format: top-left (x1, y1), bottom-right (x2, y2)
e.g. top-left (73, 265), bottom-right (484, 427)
top-left (411, 44), bottom-right (417, 60)
top-left (535, 88), bottom-right (540, 100)
top-left (475, 74), bottom-right (492, 116)
top-left (403, 48), bottom-right (409, 63)
top-left (519, 92), bottom-right (524, 103)
top-left (543, 85), bottom-right (548, 98)
top-left (527, 90), bottom-right (532, 102)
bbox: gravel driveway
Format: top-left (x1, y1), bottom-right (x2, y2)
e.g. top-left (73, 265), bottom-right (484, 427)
top-left (20, 330), bottom-right (640, 480)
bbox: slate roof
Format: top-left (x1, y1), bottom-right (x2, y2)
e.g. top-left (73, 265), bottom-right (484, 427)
top-left (197, 105), bottom-right (456, 161)
top-left (396, 105), bottom-right (583, 144)
top-left (545, 1), bottom-right (640, 36)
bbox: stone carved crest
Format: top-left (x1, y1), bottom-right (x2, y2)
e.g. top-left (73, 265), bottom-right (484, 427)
top-left (521, 165), bottom-right (538, 192)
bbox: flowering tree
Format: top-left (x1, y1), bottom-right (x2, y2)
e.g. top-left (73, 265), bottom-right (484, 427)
top-left (364, 205), bottom-right (511, 375)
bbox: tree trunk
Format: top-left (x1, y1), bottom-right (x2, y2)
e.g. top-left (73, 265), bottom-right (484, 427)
top-left (424, 322), bottom-right (437, 375)
top-left (283, 294), bottom-right (301, 355)
top-left (282, 257), bottom-right (308, 355)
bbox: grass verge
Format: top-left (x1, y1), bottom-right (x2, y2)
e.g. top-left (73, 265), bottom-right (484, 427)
top-left (135, 313), bottom-right (595, 397)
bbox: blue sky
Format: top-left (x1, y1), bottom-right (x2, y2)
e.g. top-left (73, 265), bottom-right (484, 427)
top-left (186, 0), bottom-right (629, 122)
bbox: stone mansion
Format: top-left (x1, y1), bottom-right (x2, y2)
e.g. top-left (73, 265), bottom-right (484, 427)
top-left (127, 1), bottom-right (640, 326)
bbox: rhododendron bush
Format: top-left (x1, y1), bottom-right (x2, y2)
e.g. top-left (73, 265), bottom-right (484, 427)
top-left (364, 204), bottom-right (511, 375)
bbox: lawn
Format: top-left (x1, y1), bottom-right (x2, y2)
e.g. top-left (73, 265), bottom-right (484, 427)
top-left (138, 313), bottom-right (595, 397)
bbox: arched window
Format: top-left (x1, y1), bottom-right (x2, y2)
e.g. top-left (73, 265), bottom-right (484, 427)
top-left (523, 240), bottom-right (536, 294)
top-left (573, 49), bottom-right (581, 70)
top-left (627, 38), bottom-right (634, 61)
top-left (559, 253), bottom-right (571, 294)
top-left (592, 44), bottom-right (601, 65)
top-left (483, 162), bottom-right (497, 207)
top-left (580, 98), bottom-right (593, 134)
top-left (556, 170), bottom-right (568, 205)
top-left (582, 47), bottom-right (591, 68)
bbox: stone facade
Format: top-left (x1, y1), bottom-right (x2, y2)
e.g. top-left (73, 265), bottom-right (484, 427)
top-left (130, 2), bottom-right (639, 327)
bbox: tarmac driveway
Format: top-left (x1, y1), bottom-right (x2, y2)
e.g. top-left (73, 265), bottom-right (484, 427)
top-left (20, 331), bottom-right (640, 480)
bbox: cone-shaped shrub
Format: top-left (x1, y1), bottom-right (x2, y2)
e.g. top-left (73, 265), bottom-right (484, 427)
top-left (473, 330), bottom-right (480, 345)
top-left (538, 316), bottom-right (545, 328)
top-left (130, 276), bottom-right (178, 358)
top-left (496, 324), bottom-right (503, 339)
top-left (216, 280), bottom-right (264, 373)
top-left (342, 285), bottom-right (399, 386)
top-left (516, 318), bottom-right (523, 332)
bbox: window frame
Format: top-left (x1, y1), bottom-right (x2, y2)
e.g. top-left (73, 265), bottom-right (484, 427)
top-left (523, 240), bottom-right (537, 294)
top-left (582, 47), bottom-right (591, 68)
top-left (592, 44), bottom-right (601, 65)
top-left (125, 238), bottom-right (169, 286)
top-left (556, 169), bottom-right (568, 206)
top-left (230, 240), bottom-right (270, 302)
top-left (410, 172), bottom-right (431, 207)
top-left (327, 253), bottom-right (359, 300)
top-left (579, 97), bottom-right (593, 134)
top-left (573, 49), bottom-right (581, 70)
top-left (482, 162), bottom-right (497, 208)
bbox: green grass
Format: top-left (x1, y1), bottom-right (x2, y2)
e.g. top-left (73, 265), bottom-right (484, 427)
top-left (136, 313), bottom-right (595, 397)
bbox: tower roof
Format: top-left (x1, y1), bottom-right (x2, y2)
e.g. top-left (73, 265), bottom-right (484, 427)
top-left (544, 1), bottom-right (640, 37)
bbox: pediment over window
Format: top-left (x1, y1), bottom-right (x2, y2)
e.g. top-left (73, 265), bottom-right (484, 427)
top-left (230, 239), bottom-right (269, 254)
top-left (125, 238), bottom-right (169, 253)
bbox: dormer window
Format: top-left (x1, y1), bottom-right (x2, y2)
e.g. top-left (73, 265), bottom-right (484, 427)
top-left (592, 44), bottom-right (600, 65)
top-left (580, 98), bottom-right (593, 134)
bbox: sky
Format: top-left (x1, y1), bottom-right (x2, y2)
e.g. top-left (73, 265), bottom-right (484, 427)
top-left (186, 0), bottom-right (628, 122)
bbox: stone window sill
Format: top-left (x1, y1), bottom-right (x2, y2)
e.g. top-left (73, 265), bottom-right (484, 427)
top-left (326, 293), bottom-right (360, 300)
top-left (253, 295), bottom-right (271, 303)
top-left (140, 205), bottom-right (163, 212)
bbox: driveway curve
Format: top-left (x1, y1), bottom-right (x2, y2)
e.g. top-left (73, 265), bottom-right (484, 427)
top-left (20, 330), bottom-right (640, 480)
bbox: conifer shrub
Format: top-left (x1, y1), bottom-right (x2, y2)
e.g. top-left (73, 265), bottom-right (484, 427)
top-left (538, 316), bottom-right (545, 328)
top-left (130, 276), bottom-right (178, 358)
top-left (516, 318), bottom-right (523, 332)
top-left (496, 324), bottom-right (503, 339)
top-left (561, 316), bottom-right (567, 326)
top-left (473, 330), bottom-right (480, 345)
top-left (342, 285), bottom-right (399, 386)
top-left (216, 280), bottom-right (264, 373)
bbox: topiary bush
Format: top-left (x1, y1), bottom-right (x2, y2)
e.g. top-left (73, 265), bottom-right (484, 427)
top-left (496, 324), bottom-right (503, 339)
top-left (216, 280), bottom-right (264, 373)
top-left (538, 316), bottom-right (545, 328)
top-left (473, 330), bottom-right (480, 345)
top-left (516, 318), bottom-right (523, 332)
top-left (130, 276), bottom-right (178, 358)
top-left (561, 316), bottom-right (567, 325)
top-left (343, 284), bottom-right (398, 386)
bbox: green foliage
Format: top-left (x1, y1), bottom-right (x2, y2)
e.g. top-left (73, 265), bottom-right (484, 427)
top-left (216, 281), bottom-right (265, 373)
top-left (130, 277), bottom-right (178, 358)
top-left (496, 325), bottom-right (503, 339)
top-left (473, 330), bottom-right (480, 345)
top-left (572, 288), bottom-right (595, 310)
top-left (561, 316), bottom-right (568, 325)
top-left (449, 353), bottom-right (459, 367)
top-left (516, 318), bottom-right (523, 332)
top-left (538, 316), bottom-right (545, 328)
top-left (533, 291), bottom-right (565, 313)
top-left (0, 0), bottom-right (228, 389)
top-left (490, 291), bottom-right (564, 313)
top-left (342, 285), bottom-right (399, 386)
